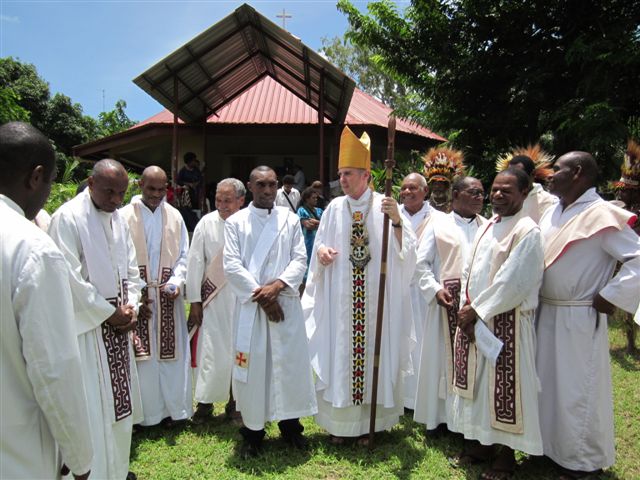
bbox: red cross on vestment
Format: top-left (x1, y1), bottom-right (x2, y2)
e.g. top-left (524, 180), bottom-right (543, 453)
top-left (235, 351), bottom-right (248, 368)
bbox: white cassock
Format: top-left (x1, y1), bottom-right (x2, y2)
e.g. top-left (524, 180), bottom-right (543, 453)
top-left (450, 211), bottom-right (544, 455)
top-left (413, 211), bottom-right (483, 429)
top-left (121, 196), bottom-right (192, 425)
top-left (521, 183), bottom-right (557, 223)
top-left (1, 195), bottom-right (93, 479)
top-left (401, 201), bottom-right (434, 409)
top-left (186, 210), bottom-right (236, 404)
top-left (223, 204), bottom-right (317, 431)
top-left (537, 188), bottom-right (640, 471)
top-left (49, 190), bottom-right (143, 480)
top-left (303, 189), bottom-right (417, 437)
top-left (275, 187), bottom-right (301, 213)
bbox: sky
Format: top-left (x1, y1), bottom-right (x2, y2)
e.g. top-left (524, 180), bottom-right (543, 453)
top-left (1, 0), bottom-right (406, 122)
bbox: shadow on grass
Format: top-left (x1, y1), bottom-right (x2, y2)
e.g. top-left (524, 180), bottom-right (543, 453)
top-left (609, 346), bottom-right (640, 372)
top-left (130, 420), bottom-right (192, 460)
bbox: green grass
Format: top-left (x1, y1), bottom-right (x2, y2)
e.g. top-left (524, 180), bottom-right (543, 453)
top-left (130, 313), bottom-right (639, 479)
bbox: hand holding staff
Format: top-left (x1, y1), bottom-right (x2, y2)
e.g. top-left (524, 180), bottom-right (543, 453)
top-left (368, 115), bottom-right (396, 449)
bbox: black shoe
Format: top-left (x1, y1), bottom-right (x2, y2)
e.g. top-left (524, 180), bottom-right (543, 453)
top-left (239, 426), bottom-right (265, 459)
top-left (278, 418), bottom-right (307, 450)
top-left (240, 440), bottom-right (262, 459)
top-left (283, 431), bottom-right (308, 450)
top-left (192, 403), bottom-right (212, 425)
top-left (425, 423), bottom-right (448, 439)
top-left (126, 472), bottom-right (137, 480)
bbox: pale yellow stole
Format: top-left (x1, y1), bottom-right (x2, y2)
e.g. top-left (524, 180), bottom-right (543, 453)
top-left (463, 214), bottom-right (537, 434)
top-left (544, 201), bottom-right (634, 269)
top-left (435, 215), bottom-right (485, 400)
top-left (124, 202), bottom-right (182, 361)
top-left (201, 250), bottom-right (227, 309)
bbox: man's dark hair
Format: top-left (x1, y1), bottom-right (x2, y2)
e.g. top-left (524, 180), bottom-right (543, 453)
top-left (249, 165), bottom-right (275, 183)
top-left (282, 174), bottom-right (295, 185)
top-left (452, 176), bottom-right (473, 193)
top-left (509, 155), bottom-right (535, 177)
top-left (497, 167), bottom-right (530, 192)
top-left (0, 122), bottom-right (55, 187)
top-left (183, 151), bottom-right (197, 163)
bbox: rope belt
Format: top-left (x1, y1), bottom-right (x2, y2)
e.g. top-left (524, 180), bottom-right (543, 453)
top-left (539, 297), bottom-right (592, 307)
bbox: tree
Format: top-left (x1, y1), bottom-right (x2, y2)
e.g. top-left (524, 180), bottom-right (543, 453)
top-left (338, 0), bottom-right (640, 182)
top-left (43, 93), bottom-right (99, 155)
top-left (0, 57), bottom-right (50, 130)
top-left (320, 35), bottom-right (427, 121)
top-left (97, 99), bottom-right (136, 137)
top-left (0, 87), bottom-right (30, 123)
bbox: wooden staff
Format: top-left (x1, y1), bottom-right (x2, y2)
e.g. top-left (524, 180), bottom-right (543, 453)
top-left (368, 115), bottom-right (396, 449)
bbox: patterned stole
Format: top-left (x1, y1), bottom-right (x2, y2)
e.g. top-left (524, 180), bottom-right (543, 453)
top-left (200, 250), bottom-right (226, 309)
top-left (123, 202), bottom-right (182, 361)
top-left (463, 215), bottom-right (537, 433)
top-left (434, 217), bottom-right (475, 399)
top-left (103, 279), bottom-right (133, 421)
top-left (348, 195), bottom-right (373, 405)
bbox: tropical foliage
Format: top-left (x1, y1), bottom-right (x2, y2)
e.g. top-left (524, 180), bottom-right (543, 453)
top-left (337, 0), bottom-right (640, 183)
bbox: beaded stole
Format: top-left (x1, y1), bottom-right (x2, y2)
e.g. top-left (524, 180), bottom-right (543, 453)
top-left (348, 195), bottom-right (372, 405)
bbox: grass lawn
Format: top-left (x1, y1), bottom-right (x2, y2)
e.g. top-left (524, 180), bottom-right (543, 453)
top-left (130, 313), bottom-right (639, 479)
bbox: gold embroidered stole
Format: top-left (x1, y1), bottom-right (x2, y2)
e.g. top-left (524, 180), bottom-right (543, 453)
top-left (348, 196), bottom-right (372, 405)
top-left (544, 201), bottom-right (634, 270)
top-left (464, 214), bottom-right (537, 433)
top-left (124, 202), bottom-right (182, 361)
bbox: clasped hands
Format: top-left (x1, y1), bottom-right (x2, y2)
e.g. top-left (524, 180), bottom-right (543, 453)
top-left (252, 279), bottom-right (286, 322)
top-left (436, 288), bottom-right (477, 340)
top-left (106, 304), bottom-right (137, 333)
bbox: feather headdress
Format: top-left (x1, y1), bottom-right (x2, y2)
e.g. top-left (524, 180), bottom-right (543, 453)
top-left (422, 147), bottom-right (465, 184)
top-left (496, 144), bottom-right (554, 183)
top-left (611, 139), bottom-right (640, 191)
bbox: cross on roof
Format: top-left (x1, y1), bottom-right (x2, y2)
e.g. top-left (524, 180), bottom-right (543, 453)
top-left (276, 8), bottom-right (292, 29)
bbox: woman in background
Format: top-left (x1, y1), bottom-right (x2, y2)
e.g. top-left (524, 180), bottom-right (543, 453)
top-left (297, 187), bottom-right (323, 285)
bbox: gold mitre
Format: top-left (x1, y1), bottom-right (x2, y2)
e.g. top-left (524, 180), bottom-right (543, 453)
top-left (339, 126), bottom-right (371, 170)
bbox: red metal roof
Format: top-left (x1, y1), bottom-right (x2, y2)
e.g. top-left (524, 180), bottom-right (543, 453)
top-left (134, 76), bottom-right (445, 142)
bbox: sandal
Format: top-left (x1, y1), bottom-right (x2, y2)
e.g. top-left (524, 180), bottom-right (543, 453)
top-left (329, 435), bottom-right (346, 445)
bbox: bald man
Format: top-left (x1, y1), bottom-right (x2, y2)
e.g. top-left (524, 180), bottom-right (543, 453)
top-left (50, 159), bottom-right (143, 480)
top-left (536, 152), bottom-right (640, 478)
top-left (120, 167), bottom-right (192, 427)
top-left (398, 172), bottom-right (437, 410)
top-left (1, 122), bottom-right (93, 479)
